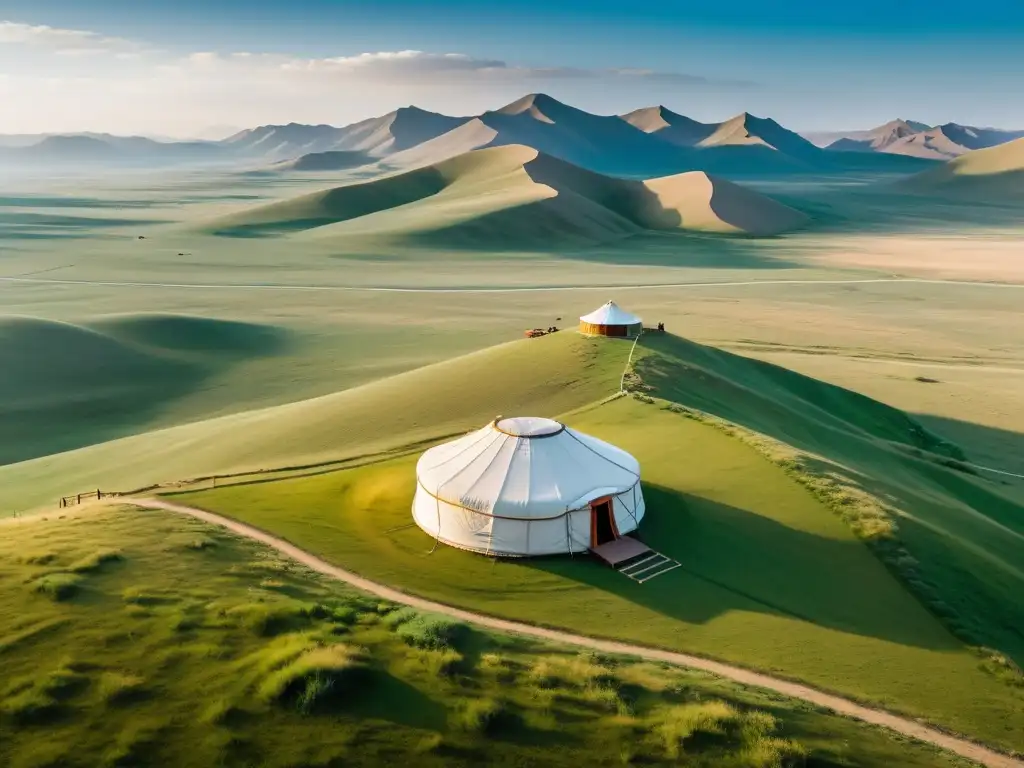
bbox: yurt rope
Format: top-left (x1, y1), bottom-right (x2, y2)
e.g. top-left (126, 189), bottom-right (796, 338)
top-left (429, 494), bottom-right (443, 554)
top-left (621, 482), bottom-right (640, 529)
top-left (565, 514), bottom-right (574, 558)
top-left (563, 429), bottom-right (640, 481)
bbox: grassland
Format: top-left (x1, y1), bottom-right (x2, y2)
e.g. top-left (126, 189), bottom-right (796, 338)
top-left (0, 507), bottom-right (969, 768)
top-left (2, 162), bottom-right (1023, 761)
top-left (177, 389), bottom-right (1024, 753)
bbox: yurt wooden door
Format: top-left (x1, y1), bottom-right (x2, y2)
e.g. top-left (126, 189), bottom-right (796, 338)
top-left (590, 496), bottom-right (619, 547)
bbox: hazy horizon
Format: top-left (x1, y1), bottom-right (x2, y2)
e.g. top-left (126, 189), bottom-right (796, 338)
top-left (2, 0), bottom-right (1023, 136)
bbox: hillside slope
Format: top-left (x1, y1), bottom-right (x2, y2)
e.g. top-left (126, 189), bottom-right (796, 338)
top-left (0, 332), bottom-right (628, 511)
top-left (898, 137), bottom-right (1024, 199)
top-left (620, 105), bottom-right (718, 146)
top-left (0, 315), bottom-right (287, 466)
top-left (269, 150), bottom-right (374, 172)
top-left (201, 144), bottom-right (808, 245)
top-left (635, 333), bottom-right (1024, 666)
top-left (222, 108), bottom-right (467, 161)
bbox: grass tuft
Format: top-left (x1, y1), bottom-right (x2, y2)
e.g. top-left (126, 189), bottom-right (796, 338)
top-left (69, 550), bottom-right (124, 574)
top-left (98, 671), bottom-right (146, 704)
top-left (452, 697), bottom-right (520, 735)
top-left (32, 573), bottom-right (84, 601)
top-left (256, 644), bottom-right (369, 713)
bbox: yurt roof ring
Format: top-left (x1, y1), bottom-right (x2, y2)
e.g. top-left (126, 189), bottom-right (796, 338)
top-left (491, 416), bottom-right (566, 439)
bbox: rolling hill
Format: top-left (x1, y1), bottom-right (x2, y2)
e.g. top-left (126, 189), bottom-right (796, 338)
top-left (5, 329), bottom-right (1021, 751)
top-left (899, 136), bottom-right (1024, 199)
top-left (201, 144), bottom-right (808, 245)
top-left (0, 314), bottom-right (288, 466)
top-left (0, 134), bottom-right (224, 166)
top-left (268, 150), bottom-right (375, 172)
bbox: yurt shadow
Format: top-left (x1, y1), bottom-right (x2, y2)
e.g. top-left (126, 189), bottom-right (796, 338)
top-left (527, 484), bottom-right (961, 652)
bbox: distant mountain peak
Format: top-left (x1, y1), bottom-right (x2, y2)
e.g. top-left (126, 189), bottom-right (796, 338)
top-left (495, 93), bottom-right (566, 116)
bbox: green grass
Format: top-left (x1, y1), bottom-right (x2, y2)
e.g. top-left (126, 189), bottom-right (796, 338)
top-left (0, 314), bottom-right (289, 465)
top-left (0, 332), bottom-right (627, 511)
top-left (180, 393), bottom-right (1024, 753)
top-left (32, 573), bottom-right (85, 601)
top-left (0, 507), bottom-right (968, 767)
top-left (632, 334), bottom-right (1024, 666)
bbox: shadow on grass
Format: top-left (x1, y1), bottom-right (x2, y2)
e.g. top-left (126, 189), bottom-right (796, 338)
top-left (530, 484), bottom-right (962, 652)
top-left (351, 668), bottom-right (447, 731)
top-left (0, 212), bottom-right (170, 239)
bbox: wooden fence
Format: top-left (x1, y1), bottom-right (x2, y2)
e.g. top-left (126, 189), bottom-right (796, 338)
top-left (59, 490), bottom-right (109, 508)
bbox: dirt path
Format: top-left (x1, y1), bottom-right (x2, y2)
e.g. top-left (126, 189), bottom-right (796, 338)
top-left (122, 496), bottom-right (1022, 768)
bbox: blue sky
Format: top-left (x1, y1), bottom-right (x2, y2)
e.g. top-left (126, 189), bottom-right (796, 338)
top-left (2, 0), bottom-right (1023, 135)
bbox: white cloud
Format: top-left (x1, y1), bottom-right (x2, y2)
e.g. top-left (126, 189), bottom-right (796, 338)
top-left (0, 19), bottom-right (755, 133)
top-left (0, 20), bottom-right (146, 55)
top-left (169, 48), bottom-right (752, 87)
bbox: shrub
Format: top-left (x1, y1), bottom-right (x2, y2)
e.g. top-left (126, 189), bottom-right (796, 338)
top-left (33, 573), bottom-right (84, 601)
top-left (389, 612), bottom-right (467, 651)
top-left (381, 607), bottom-right (417, 628)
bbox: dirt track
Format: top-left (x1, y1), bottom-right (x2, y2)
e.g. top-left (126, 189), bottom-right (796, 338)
top-left (122, 496), bottom-right (1023, 768)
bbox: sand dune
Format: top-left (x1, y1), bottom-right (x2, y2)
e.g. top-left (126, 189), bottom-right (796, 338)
top-left (642, 172), bottom-right (809, 235)
top-left (620, 106), bottom-right (718, 146)
top-left (269, 150), bottom-right (375, 172)
top-left (900, 137), bottom-right (1024, 199)
top-left (698, 113), bottom-right (822, 159)
top-left (202, 144), bottom-right (808, 245)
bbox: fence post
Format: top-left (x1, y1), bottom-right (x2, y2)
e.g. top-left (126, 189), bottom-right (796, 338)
top-left (77, 494), bottom-right (81, 504)
top-left (96, 489), bottom-right (101, 500)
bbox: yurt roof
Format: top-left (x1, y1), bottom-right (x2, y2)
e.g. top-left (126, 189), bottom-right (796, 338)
top-left (579, 301), bottom-right (642, 326)
top-left (416, 417), bottom-right (640, 520)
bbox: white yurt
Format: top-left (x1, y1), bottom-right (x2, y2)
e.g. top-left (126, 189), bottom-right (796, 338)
top-left (579, 301), bottom-right (643, 338)
top-left (413, 416), bottom-right (645, 557)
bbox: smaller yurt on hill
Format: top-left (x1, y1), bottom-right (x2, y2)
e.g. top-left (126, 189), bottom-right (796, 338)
top-left (413, 416), bottom-right (645, 557)
top-left (579, 301), bottom-right (643, 338)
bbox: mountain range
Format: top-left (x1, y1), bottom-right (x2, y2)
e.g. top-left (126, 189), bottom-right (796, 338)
top-left (810, 119), bottom-right (1024, 160)
top-left (2, 94), bottom-right (1021, 177)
